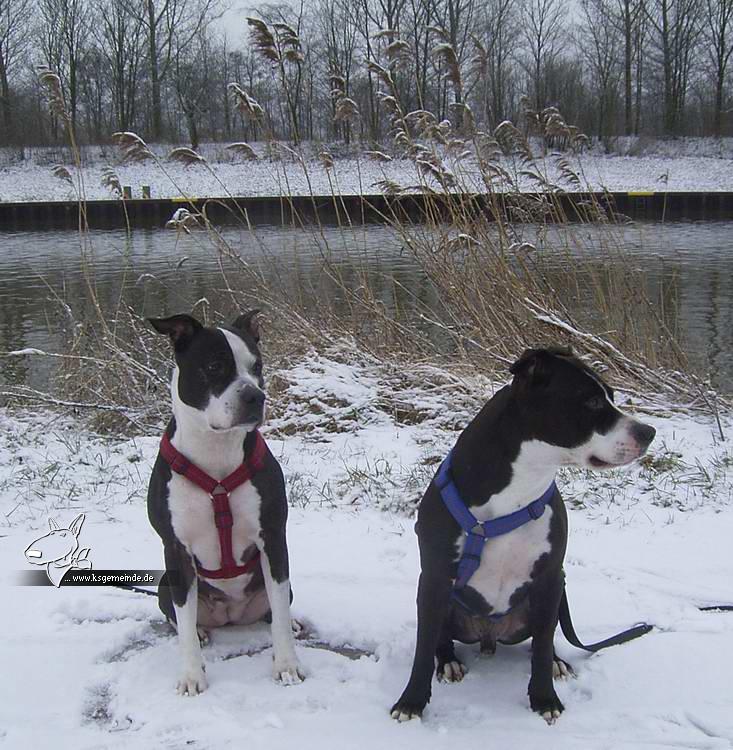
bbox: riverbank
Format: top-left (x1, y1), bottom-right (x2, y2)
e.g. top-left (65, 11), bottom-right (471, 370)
top-left (4, 191), bottom-right (733, 231)
top-left (2, 351), bottom-right (732, 748)
top-left (2, 151), bottom-right (733, 205)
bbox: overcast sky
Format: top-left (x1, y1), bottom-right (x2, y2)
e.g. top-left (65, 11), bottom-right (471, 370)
top-left (214, 1), bottom-right (255, 47)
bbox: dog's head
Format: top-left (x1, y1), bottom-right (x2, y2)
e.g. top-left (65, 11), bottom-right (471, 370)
top-left (149, 310), bottom-right (266, 433)
top-left (509, 347), bottom-right (655, 470)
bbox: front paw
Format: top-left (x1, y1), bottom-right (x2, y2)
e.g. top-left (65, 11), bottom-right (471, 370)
top-left (390, 697), bottom-right (427, 722)
top-left (273, 660), bottom-right (304, 686)
top-left (529, 690), bottom-right (564, 724)
top-left (436, 659), bottom-right (467, 683)
top-left (176, 665), bottom-right (207, 696)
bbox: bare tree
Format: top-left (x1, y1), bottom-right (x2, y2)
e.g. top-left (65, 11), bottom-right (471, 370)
top-left (578, 0), bottom-right (622, 138)
top-left (97, 0), bottom-right (145, 133)
top-left (172, 27), bottom-right (216, 148)
top-left (471, 0), bottom-right (520, 127)
top-left (0, 0), bottom-right (30, 140)
top-left (402, 0), bottom-right (430, 112)
top-left (317, 0), bottom-right (359, 142)
top-left (705, 0), bottom-right (733, 134)
top-left (646, 0), bottom-right (704, 135)
top-left (38, 0), bottom-right (89, 135)
top-left (521, 0), bottom-right (565, 115)
top-left (431, 0), bottom-right (477, 124)
top-left (612, 0), bottom-right (645, 135)
top-left (132, 0), bottom-right (221, 140)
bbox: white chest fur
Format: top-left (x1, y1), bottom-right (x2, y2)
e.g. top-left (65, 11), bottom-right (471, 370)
top-left (459, 508), bottom-right (553, 614)
top-left (455, 439), bottom-right (558, 614)
top-left (167, 475), bottom-right (263, 596)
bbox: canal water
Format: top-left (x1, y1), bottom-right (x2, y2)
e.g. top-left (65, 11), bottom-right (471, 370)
top-left (1, 220), bottom-right (731, 391)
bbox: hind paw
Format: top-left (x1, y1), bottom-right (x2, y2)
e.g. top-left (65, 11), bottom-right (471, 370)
top-left (197, 627), bottom-right (210, 646)
top-left (437, 660), bottom-right (467, 683)
top-left (553, 657), bottom-right (573, 680)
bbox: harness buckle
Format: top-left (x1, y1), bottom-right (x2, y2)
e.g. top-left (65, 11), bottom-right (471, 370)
top-left (528, 499), bottom-right (546, 520)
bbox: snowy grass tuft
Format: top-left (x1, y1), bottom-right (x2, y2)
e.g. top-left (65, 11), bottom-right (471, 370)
top-left (3, 352), bottom-right (730, 526)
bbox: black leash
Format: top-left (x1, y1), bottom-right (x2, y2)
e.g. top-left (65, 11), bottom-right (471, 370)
top-left (559, 588), bottom-right (733, 653)
top-left (113, 580), bottom-right (733, 629)
top-left (558, 587), bottom-right (653, 652)
top-left (112, 584), bottom-right (158, 597)
top-left (698, 604), bottom-right (733, 612)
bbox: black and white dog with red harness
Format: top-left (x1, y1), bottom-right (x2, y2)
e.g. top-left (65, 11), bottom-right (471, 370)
top-left (391, 347), bottom-right (656, 724)
top-left (147, 311), bottom-right (304, 696)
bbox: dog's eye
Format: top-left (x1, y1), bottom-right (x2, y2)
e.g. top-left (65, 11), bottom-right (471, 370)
top-left (205, 361), bottom-right (224, 376)
top-left (586, 395), bottom-right (605, 411)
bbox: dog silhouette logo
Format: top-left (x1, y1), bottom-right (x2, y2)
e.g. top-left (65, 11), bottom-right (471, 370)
top-left (24, 513), bottom-right (93, 587)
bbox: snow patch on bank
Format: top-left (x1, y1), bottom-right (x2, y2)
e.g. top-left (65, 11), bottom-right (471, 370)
top-left (2, 149), bottom-right (733, 203)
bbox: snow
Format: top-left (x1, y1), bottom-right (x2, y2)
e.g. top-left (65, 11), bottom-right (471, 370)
top-left (2, 351), bottom-right (733, 749)
top-left (1, 148), bottom-right (733, 203)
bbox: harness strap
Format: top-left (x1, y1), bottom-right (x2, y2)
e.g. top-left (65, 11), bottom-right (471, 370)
top-left (558, 587), bottom-right (653, 652)
top-left (160, 431), bottom-right (267, 579)
top-left (436, 450), bottom-right (556, 590)
top-left (436, 448), bottom-right (657, 651)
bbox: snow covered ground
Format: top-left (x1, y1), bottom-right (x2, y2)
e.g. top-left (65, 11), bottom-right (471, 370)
top-left (2, 352), bottom-right (733, 749)
top-left (1, 149), bottom-right (733, 203)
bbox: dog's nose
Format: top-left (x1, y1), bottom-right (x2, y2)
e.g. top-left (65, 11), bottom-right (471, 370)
top-left (631, 422), bottom-right (656, 448)
top-left (240, 385), bottom-right (265, 408)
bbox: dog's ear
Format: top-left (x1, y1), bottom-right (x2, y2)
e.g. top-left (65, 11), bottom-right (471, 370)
top-left (232, 309), bottom-right (261, 343)
top-left (148, 314), bottom-right (202, 352)
top-left (509, 348), bottom-right (556, 386)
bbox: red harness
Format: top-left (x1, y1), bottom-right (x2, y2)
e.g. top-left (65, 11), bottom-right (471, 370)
top-left (159, 430), bottom-right (268, 579)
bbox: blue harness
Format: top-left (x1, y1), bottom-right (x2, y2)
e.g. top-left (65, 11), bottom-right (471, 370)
top-left (435, 450), bottom-right (556, 616)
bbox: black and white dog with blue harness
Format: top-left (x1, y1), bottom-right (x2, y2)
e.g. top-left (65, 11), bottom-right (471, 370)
top-left (391, 347), bottom-right (656, 724)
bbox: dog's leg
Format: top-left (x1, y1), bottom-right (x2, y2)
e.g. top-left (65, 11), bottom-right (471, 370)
top-left (258, 538), bottom-right (304, 685)
top-left (527, 576), bottom-right (565, 723)
top-left (165, 543), bottom-right (207, 696)
top-left (391, 570), bottom-right (453, 721)
top-left (159, 571), bottom-right (210, 645)
top-left (435, 621), bottom-right (466, 683)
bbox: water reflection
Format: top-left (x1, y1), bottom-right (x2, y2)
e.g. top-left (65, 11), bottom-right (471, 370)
top-left (0, 221), bottom-right (731, 391)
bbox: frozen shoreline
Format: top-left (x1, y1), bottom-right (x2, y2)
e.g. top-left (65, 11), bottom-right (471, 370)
top-left (2, 151), bottom-right (733, 204)
top-left (2, 352), bottom-right (733, 747)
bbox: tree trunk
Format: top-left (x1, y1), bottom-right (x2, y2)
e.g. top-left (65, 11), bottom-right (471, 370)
top-left (623, 0), bottom-right (633, 135)
top-left (0, 50), bottom-right (11, 140)
top-left (147, 0), bottom-right (162, 139)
